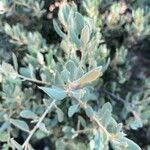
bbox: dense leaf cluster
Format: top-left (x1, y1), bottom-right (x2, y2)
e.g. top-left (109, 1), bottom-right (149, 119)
top-left (0, 0), bottom-right (149, 150)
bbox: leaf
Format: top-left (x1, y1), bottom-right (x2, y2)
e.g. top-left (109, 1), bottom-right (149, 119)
top-left (94, 132), bottom-right (101, 150)
top-left (85, 106), bottom-right (94, 118)
top-left (1, 62), bottom-right (16, 74)
top-left (74, 12), bottom-right (84, 33)
top-left (37, 52), bottom-right (44, 65)
top-left (20, 67), bottom-right (32, 78)
top-left (74, 66), bottom-right (103, 87)
top-left (68, 104), bottom-right (79, 117)
top-left (0, 121), bottom-right (10, 132)
top-left (0, 132), bottom-right (9, 142)
top-left (39, 123), bottom-right (49, 134)
top-left (78, 116), bottom-right (86, 128)
top-left (12, 53), bottom-right (18, 71)
top-left (2, 143), bottom-right (9, 150)
top-left (124, 138), bottom-right (141, 150)
top-left (56, 107), bottom-right (64, 122)
top-left (65, 60), bottom-right (77, 80)
top-left (69, 28), bottom-right (81, 48)
top-left (10, 119), bottom-right (29, 132)
top-left (39, 86), bottom-right (67, 101)
top-left (111, 137), bottom-right (141, 150)
top-left (53, 19), bottom-right (66, 38)
top-left (127, 117), bottom-right (143, 130)
top-left (81, 25), bottom-right (90, 44)
top-left (101, 102), bottom-right (112, 113)
top-left (62, 126), bottom-right (75, 139)
top-left (101, 109), bottom-right (111, 127)
top-left (20, 110), bottom-right (37, 119)
top-left (55, 139), bottom-right (65, 150)
top-left (89, 139), bottom-right (95, 150)
top-left (61, 68), bottom-right (71, 82)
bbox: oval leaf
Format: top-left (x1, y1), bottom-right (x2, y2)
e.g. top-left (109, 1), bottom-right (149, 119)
top-left (81, 25), bottom-right (90, 44)
top-left (85, 106), bottom-right (94, 118)
top-left (124, 138), bottom-right (141, 150)
top-left (10, 119), bottom-right (29, 132)
top-left (74, 66), bottom-right (103, 87)
top-left (20, 110), bottom-right (37, 119)
top-left (0, 132), bottom-right (9, 142)
top-left (68, 104), bottom-right (79, 117)
top-left (56, 107), bottom-right (64, 122)
top-left (69, 28), bottom-right (81, 48)
top-left (39, 86), bottom-right (67, 101)
top-left (53, 19), bottom-right (66, 38)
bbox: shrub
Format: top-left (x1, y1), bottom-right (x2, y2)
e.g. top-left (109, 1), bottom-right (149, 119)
top-left (0, 0), bottom-right (149, 150)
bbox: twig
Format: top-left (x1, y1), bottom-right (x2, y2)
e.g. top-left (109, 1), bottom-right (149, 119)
top-left (21, 100), bottom-right (55, 149)
top-left (18, 74), bottom-right (51, 86)
top-left (73, 95), bottom-right (111, 141)
top-left (98, 87), bottom-right (125, 103)
top-left (75, 128), bottom-right (94, 134)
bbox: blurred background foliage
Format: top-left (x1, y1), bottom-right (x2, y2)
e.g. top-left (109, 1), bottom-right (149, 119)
top-left (0, 0), bottom-right (150, 150)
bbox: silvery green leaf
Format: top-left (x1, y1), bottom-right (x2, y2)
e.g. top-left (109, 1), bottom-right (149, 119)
top-left (65, 60), bottom-right (77, 80)
top-left (61, 68), bottom-right (71, 82)
top-left (62, 126), bottom-right (75, 139)
top-left (81, 25), bottom-right (90, 45)
top-left (37, 52), bottom-right (44, 65)
top-left (55, 70), bottom-right (65, 87)
top-left (101, 110), bottom-right (111, 127)
top-left (71, 89), bottom-right (86, 99)
top-left (0, 132), bottom-right (9, 142)
top-left (2, 143), bottom-right (9, 150)
top-left (53, 19), bottom-right (65, 38)
top-left (111, 137), bottom-right (141, 150)
top-left (74, 12), bottom-right (84, 34)
top-left (101, 102), bottom-right (112, 113)
top-left (39, 86), bottom-right (67, 101)
top-left (20, 67), bottom-right (32, 78)
top-left (0, 121), bottom-right (10, 132)
top-left (94, 132), bottom-right (101, 150)
top-left (39, 123), bottom-right (49, 134)
top-left (89, 139), bottom-right (95, 150)
top-left (55, 139), bottom-right (65, 150)
top-left (10, 119), bottom-right (29, 132)
top-left (107, 118), bottom-right (118, 134)
top-left (124, 138), bottom-right (141, 150)
top-left (85, 106), bottom-right (94, 118)
top-left (12, 53), bottom-right (18, 71)
top-left (4, 23), bottom-right (12, 35)
top-left (58, 2), bottom-right (71, 28)
top-left (127, 117), bottom-right (143, 130)
top-left (69, 28), bottom-right (81, 48)
top-left (1, 62), bottom-right (16, 74)
top-left (78, 116), bottom-right (86, 128)
top-left (20, 110), bottom-right (37, 119)
top-left (68, 104), bottom-right (79, 117)
top-left (74, 66), bottom-right (84, 80)
top-left (56, 107), bottom-right (64, 122)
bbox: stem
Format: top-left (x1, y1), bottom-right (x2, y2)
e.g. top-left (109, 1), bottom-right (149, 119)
top-left (99, 88), bottom-right (125, 104)
top-left (18, 74), bottom-right (50, 86)
top-left (21, 100), bottom-right (55, 149)
top-left (93, 116), bottom-right (111, 139)
top-left (74, 96), bottom-right (111, 140)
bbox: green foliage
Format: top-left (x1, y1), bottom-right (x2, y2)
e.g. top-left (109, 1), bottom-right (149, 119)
top-left (0, 0), bottom-right (149, 150)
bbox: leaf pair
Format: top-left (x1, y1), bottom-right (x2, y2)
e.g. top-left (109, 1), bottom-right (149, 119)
top-left (39, 66), bottom-right (103, 101)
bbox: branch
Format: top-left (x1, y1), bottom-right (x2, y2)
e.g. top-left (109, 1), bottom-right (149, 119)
top-left (21, 100), bottom-right (55, 149)
top-left (18, 74), bottom-right (51, 86)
